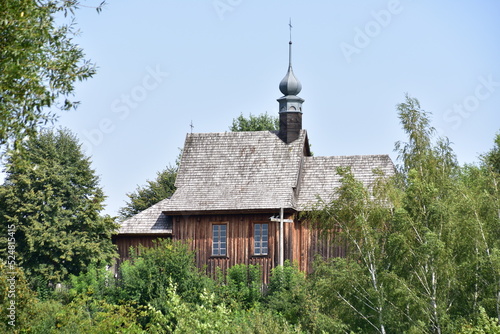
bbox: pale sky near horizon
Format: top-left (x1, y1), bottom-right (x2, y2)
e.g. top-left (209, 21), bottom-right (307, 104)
top-left (4, 1), bottom-right (500, 216)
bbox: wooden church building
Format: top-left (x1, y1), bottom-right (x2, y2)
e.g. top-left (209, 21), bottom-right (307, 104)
top-left (114, 38), bottom-right (395, 282)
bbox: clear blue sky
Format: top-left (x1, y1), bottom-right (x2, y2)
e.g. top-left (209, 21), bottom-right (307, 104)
top-left (46, 1), bottom-right (500, 215)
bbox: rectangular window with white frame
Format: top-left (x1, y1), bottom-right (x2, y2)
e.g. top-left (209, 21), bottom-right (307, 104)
top-left (212, 224), bottom-right (227, 256)
top-left (254, 223), bottom-right (268, 256)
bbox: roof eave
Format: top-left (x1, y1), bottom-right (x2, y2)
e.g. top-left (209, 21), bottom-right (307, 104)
top-left (162, 207), bottom-right (298, 216)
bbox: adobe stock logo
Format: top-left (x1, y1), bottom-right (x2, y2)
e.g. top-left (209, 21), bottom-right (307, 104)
top-left (443, 74), bottom-right (499, 130)
top-left (340, 0), bottom-right (403, 63)
top-left (80, 65), bottom-right (169, 155)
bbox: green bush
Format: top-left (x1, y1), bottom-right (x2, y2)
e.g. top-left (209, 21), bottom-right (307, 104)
top-left (118, 239), bottom-right (213, 310)
top-left (20, 297), bottom-right (144, 333)
top-left (458, 307), bottom-right (500, 334)
top-left (1, 261), bottom-right (145, 333)
top-left (217, 263), bottom-right (262, 308)
top-left (0, 261), bottom-right (38, 331)
top-left (146, 279), bottom-right (300, 334)
top-left (229, 308), bottom-right (301, 334)
top-left (266, 261), bottom-right (308, 324)
top-left (68, 262), bottom-right (116, 303)
top-left (266, 260), bottom-right (347, 333)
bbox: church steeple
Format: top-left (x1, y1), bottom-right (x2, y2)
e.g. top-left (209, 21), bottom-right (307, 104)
top-left (278, 19), bottom-right (304, 144)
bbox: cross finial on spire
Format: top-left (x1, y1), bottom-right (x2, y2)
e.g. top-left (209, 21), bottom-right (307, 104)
top-left (189, 120), bottom-right (194, 133)
top-left (288, 18), bottom-right (293, 67)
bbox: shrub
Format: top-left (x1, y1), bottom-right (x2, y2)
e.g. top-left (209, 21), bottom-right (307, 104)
top-left (266, 260), bottom-right (347, 333)
top-left (118, 239), bottom-right (212, 310)
top-left (146, 279), bottom-right (300, 334)
top-left (458, 307), bottom-right (500, 334)
top-left (67, 262), bottom-right (117, 304)
top-left (21, 297), bottom-right (145, 333)
top-left (217, 263), bottom-right (262, 308)
top-left (0, 261), bottom-right (37, 331)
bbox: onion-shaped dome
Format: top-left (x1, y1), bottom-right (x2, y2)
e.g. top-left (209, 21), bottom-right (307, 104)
top-left (279, 65), bottom-right (302, 96)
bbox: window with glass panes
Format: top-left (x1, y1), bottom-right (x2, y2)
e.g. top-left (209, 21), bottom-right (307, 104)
top-left (254, 223), bottom-right (268, 255)
top-left (212, 224), bottom-right (227, 256)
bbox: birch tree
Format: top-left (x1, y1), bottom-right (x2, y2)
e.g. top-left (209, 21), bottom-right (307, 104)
top-left (308, 95), bottom-right (500, 333)
top-left (390, 95), bottom-right (459, 333)
top-left (307, 167), bottom-right (398, 333)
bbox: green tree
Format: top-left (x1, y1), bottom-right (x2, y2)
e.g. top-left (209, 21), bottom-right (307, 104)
top-left (482, 132), bottom-right (500, 174)
top-left (452, 163), bottom-right (500, 321)
top-left (0, 0), bottom-right (102, 151)
top-left (230, 112), bottom-right (279, 131)
top-left (118, 164), bottom-right (177, 219)
top-left (458, 307), bottom-right (500, 334)
top-left (390, 95), bottom-right (460, 333)
top-left (305, 95), bottom-right (500, 333)
top-left (0, 128), bottom-right (117, 283)
top-left (306, 167), bottom-right (396, 334)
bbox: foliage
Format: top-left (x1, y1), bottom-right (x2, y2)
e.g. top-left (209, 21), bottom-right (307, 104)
top-left (230, 112), bottom-right (279, 132)
top-left (387, 95), bottom-right (460, 333)
top-left (482, 132), bottom-right (500, 174)
top-left (19, 296), bottom-right (145, 334)
top-left (305, 94), bottom-right (500, 333)
top-left (118, 239), bottom-right (213, 310)
top-left (226, 308), bottom-right (302, 334)
top-left (0, 261), bottom-right (37, 330)
top-left (68, 262), bottom-right (116, 302)
top-left (118, 164), bottom-right (178, 220)
top-left (266, 261), bottom-right (347, 333)
top-left (146, 281), bottom-right (232, 333)
top-left (0, 262), bottom-right (144, 333)
top-left (146, 280), bottom-right (301, 334)
top-left (0, 0), bottom-right (102, 151)
top-left (305, 166), bottom-right (396, 333)
top-left (458, 307), bottom-right (500, 334)
top-left (0, 129), bottom-right (118, 283)
top-left (216, 263), bottom-right (262, 308)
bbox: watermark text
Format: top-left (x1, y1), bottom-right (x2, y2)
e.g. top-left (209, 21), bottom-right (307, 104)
top-left (340, 0), bottom-right (403, 63)
top-left (6, 224), bottom-right (17, 327)
top-left (443, 74), bottom-right (499, 129)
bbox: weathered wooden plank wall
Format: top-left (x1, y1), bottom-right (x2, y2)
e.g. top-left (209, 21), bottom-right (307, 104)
top-left (173, 213), bottom-right (280, 283)
top-left (113, 234), bottom-right (171, 267)
top-left (288, 216), bottom-right (347, 273)
top-left (114, 213), bottom-right (348, 284)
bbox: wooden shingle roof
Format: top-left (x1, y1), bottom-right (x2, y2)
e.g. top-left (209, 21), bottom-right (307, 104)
top-left (118, 198), bottom-right (172, 234)
top-left (162, 130), bottom-right (308, 214)
top-left (296, 155), bottom-right (395, 211)
top-left (118, 130), bottom-right (395, 233)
